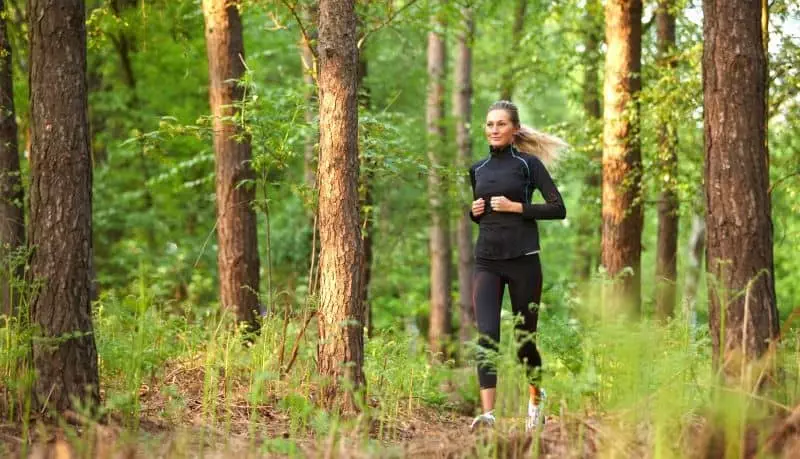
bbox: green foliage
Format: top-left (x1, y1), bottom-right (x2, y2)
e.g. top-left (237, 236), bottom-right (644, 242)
top-left (2, 0), bottom-right (800, 456)
top-left (2, 270), bottom-right (800, 456)
top-left (769, 15), bottom-right (800, 313)
top-left (0, 247), bottom-right (35, 440)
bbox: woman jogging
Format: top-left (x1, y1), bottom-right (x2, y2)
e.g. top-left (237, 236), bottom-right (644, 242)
top-left (467, 100), bottom-right (567, 433)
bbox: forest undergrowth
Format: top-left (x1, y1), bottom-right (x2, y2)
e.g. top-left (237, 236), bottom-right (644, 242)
top-left (3, 274), bottom-right (800, 458)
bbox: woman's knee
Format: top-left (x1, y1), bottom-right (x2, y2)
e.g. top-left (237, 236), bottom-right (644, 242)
top-left (517, 340), bottom-right (541, 368)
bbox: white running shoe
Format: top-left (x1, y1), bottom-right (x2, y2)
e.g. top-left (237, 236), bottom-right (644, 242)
top-left (470, 411), bottom-right (496, 431)
top-left (525, 390), bottom-right (546, 432)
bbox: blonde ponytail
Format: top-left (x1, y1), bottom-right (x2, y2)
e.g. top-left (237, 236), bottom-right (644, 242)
top-left (487, 100), bottom-right (568, 166)
top-left (514, 124), bottom-right (568, 166)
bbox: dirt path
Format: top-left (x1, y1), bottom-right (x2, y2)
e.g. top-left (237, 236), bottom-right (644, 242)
top-left (4, 408), bottom-right (598, 459)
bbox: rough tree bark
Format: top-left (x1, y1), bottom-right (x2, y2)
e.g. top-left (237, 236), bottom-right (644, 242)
top-left (202, 0), bottom-right (261, 330)
top-left (29, 0), bottom-right (99, 413)
top-left (703, 0), bottom-right (779, 374)
top-left (316, 0), bottom-right (365, 412)
top-left (601, 0), bottom-right (643, 315)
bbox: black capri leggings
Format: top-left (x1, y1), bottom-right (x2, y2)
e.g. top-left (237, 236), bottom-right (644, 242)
top-left (473, 254), bottom-right (543, 389)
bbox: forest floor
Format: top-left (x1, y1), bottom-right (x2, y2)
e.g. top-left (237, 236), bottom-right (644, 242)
top-left (10, 393), bottom-right (800, 458)
top-left (6, 361), bottom-right (800, 458)
top-left (4, 407), bottom-right (599, 459)
top-left (7, 393), bottom-right (800, 458)
top-left (2, 359), bottom-right (599, 458)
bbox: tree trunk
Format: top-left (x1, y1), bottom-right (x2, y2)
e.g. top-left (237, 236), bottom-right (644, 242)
top-left (110, 0), bottom-right (138, 90)
top-left (574, 2), bottom-right (602, 281)
top-left (454, 7), bottom-right (474, 348)
top-left (113, 1), bottom-right (155, 249)
top-left (601, 0), bottom-right (643, 315)
top-left (703, 0), bottom-right (779, 374)
top-left (202, 0), bottom-right (261, 330)
top-left (683, 205), bottom-right (704, 329)
top-left (316, 0), bottom-right (364, 413)
top-left (761, 0), bottom-right (768, 150)
top-left (361, 166), bottom-right (374, 338)
top-left (29, 0), bottom-right (99, 413)
top-left (499, 0), bottom-right (527, 101)
top-left (299, 6), bottom-right (321, 327)
top-left (300, 5), bottom-right (318, 190)
top-left (356, 43), bottom-right (374, 337)
top-left (426, 13), bottom-right (451, 359)
top-left (86, 0), bottom-right (139, 167)
top-left (0, 0), bottom-right (22, 317)
top-left (654, 0), bottom-right (679, 320)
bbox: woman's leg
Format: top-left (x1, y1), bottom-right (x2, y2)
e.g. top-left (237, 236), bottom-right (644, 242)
top-left (473, 265), bottom-right (504, 413)
top-left (507, 254), bottom-right (544, 396)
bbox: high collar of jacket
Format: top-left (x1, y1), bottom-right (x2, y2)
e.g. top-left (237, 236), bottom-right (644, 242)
top-left (489, 144), bottom-right (514, 156)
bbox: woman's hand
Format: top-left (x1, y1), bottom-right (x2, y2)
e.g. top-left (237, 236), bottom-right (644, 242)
top-left (490, 196), bottom-right (523, 214)
top-left (471, 198), bottom-right (486, 217)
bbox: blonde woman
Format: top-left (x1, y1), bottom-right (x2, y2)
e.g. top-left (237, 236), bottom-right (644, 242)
top-left (467, 100), bottom-right (567, 433)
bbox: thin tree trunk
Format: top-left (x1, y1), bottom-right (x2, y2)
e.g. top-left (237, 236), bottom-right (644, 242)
top-left (654, 0), bottom-right (679, 320)
top-left (110, 0), bottom-right (138, 89)
top-left (601, 0), bottom-right (643, 315)
top-left (761, 0), bottom-right (768, 154)
top-left (703, 0), bottom-right (779, 374)
top-left (683, 204), bottom-right (704, 329)
top-left (2, 0), bottom-right (23, 76)
top-left (426, 13), bottom-right (451, 360)
top-left (500, 0), bottom-right (527, 101)
top-left (109, 0), bottom-right (156, 247)
top-left (761, 0), bottom-right (777, 347)
top-left (574, 2), bottom-right (602, 281)
top-left (299, 5), bottom-right (320, 327)
top-left (300, 5), bottom-right (318, 190)
top-left (357, 45), bottom-right (375, 337)
top-left (316, 0), bottom-right (364, 413)
top-left (87, 43), bottom-right (107, 166)
top-left (202, 0), bottom-right (261, 330)
top-left (86, 0), bottom-right (138, 167)
top-left (29, 0), bottom-right (99, 413)
top-left (361, 168), bottom-right (374, 337)
top-left (454, 7), bottom-right (474, 348)
top-left (0, 0), bottom-right (22, 317)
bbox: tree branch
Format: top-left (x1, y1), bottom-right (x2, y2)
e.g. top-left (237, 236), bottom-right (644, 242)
top-left (357, 0), bottom-right (420, 50)
top-left (279, 0), bottom-right (318, 61)
top-left (769, 169), bottom-right (800, 195)
top-left (770, 89), bottom-right (799, 120)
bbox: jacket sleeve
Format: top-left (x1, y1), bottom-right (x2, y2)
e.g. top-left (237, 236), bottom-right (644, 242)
top-left (468, 166), bottom-right (483, 223)
top-left (521, 157), bottom-right (566, 220)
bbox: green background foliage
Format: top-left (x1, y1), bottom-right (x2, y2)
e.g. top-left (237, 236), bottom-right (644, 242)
top-left (1, 0), bottom-right (799, 456)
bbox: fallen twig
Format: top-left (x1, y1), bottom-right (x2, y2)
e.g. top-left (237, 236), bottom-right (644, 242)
top-left (281, 310), bottom-right (318, 378)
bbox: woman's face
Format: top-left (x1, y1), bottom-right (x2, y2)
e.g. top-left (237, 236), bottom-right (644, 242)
top-left (485, 109), bottom-right (518, 148)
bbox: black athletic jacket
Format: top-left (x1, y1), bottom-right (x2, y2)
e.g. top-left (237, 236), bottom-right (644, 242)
top-left (468, 144), bottom-right (566, 260)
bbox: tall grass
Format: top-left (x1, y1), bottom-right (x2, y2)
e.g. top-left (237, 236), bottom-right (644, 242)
top-left (0, 248), bottom-right (38, 458)
top-left (2, 268), bottom-right (799, 457)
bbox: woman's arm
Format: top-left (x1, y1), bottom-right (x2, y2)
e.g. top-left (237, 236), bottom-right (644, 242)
top-left (521, 157), bottom-right (566, 220)
top-left (468, 167), bottom-right (484, 223)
